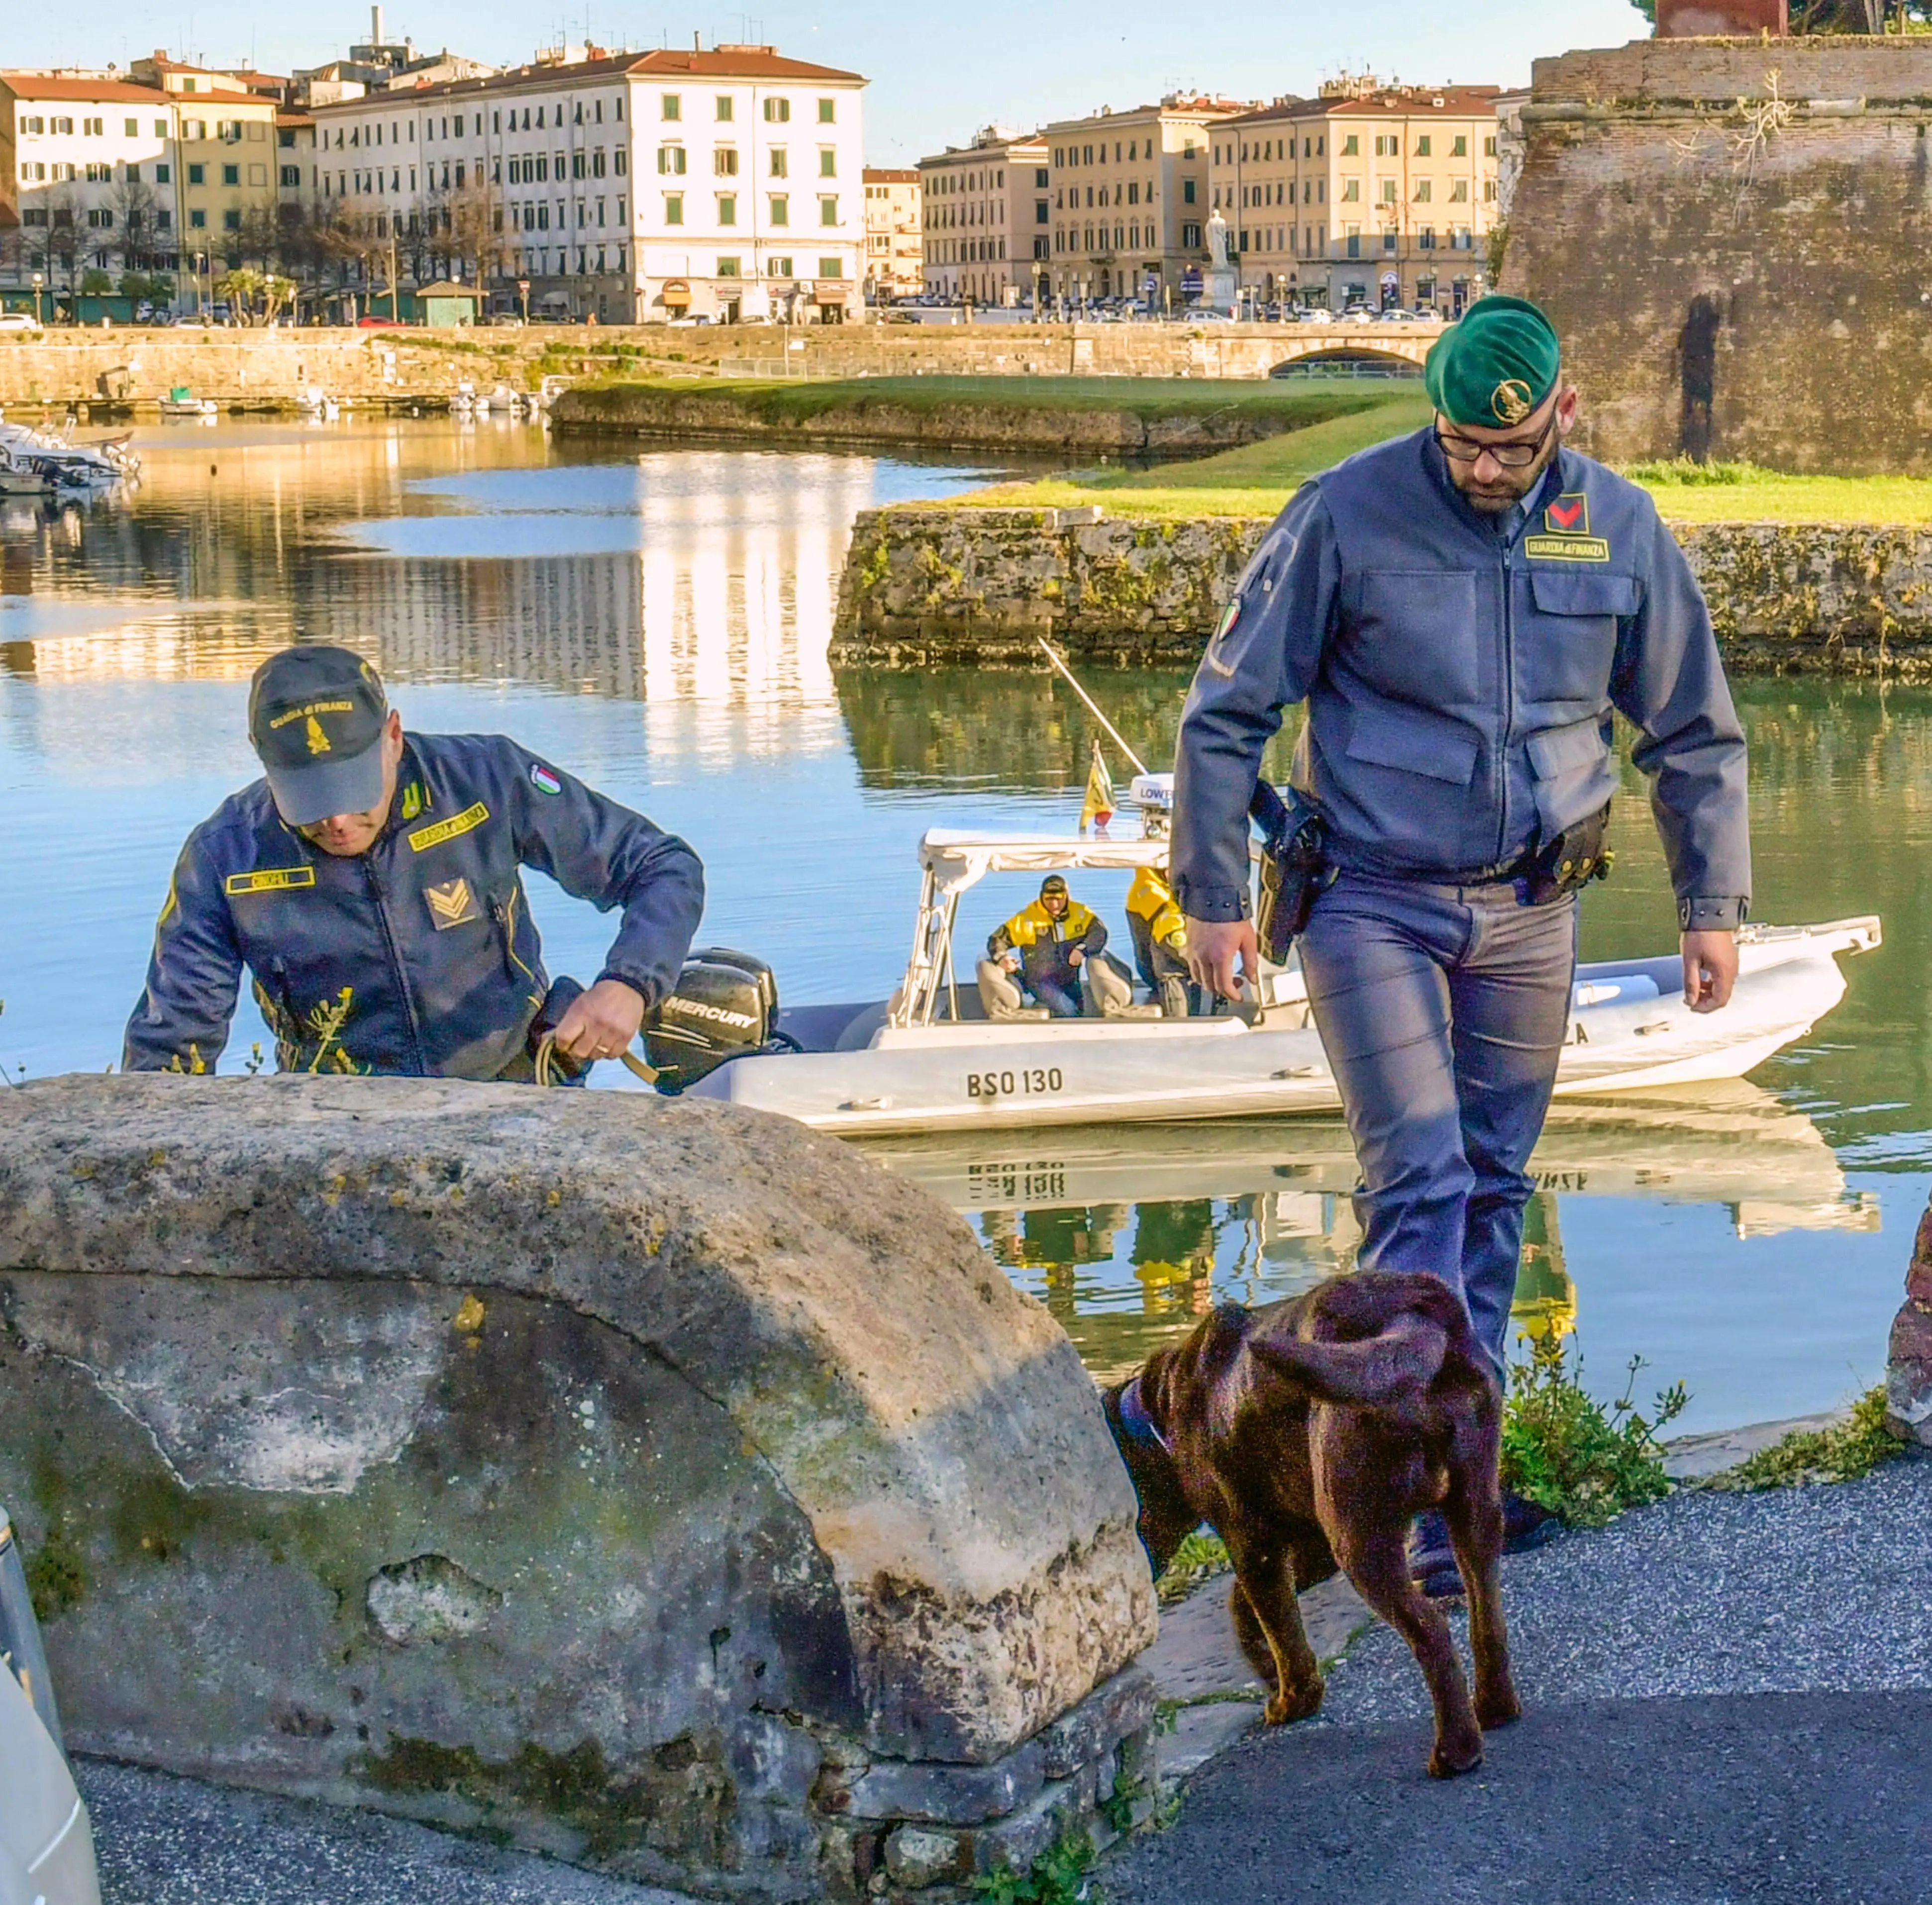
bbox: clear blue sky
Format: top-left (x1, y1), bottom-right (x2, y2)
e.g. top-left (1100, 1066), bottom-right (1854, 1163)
top-left (19, 2), bottom-right (1654, 163)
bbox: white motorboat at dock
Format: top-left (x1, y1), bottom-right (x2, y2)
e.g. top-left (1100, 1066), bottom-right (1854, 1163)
top-left (680, 783), bottom-right (1881, 1138)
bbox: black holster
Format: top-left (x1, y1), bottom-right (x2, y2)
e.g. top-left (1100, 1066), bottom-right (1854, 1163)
top-left (1250, 782), bottom-right (1336, 964)
top-left (1519, 803), bottom-right (1615, 907)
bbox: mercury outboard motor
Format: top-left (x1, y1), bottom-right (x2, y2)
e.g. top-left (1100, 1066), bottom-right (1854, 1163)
top-left (645, 947), bottom-right (785, 1090)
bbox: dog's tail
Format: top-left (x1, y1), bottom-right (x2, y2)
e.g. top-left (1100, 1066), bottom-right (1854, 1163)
top-left (1248, 1311), bottom-right (1449, 1406)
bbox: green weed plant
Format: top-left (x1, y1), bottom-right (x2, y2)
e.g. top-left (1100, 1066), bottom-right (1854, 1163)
top-left (1501, 1333), bottom-right (1687, 1528)
top-left (974, 1831), bottom-right (1096, 1905)
top-left (1705, 1387), bottom-right (1906, 1492)
top-left (1153, 1529), bottom-right (1230, 1605)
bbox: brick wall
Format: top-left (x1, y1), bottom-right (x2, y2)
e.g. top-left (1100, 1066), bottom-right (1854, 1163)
top-left (1507, 39), bottom-right (1932, 473)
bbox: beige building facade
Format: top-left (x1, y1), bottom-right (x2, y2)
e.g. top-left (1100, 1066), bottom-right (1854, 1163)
top-left (917, 127), bottom-right (1047, 306)
top-left (1045, 95), bottom-right (1246, 304)
top-left (1210, 79), bottom-right (1501, 313)
top-left (861, 167), bottom-right (921, 301)
top-left (307, 42), bottom-right (868, 324)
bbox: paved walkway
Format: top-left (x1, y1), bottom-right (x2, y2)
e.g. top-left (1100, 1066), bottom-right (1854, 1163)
top-left (1108, 1455), bottom-right (1932, 1905)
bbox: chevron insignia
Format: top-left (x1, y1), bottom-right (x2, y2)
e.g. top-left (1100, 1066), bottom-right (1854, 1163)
top-left (424, 877), bottom-right (480, 930)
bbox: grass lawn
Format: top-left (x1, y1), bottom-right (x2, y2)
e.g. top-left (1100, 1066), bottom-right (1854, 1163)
top-left (601, 374), bottom-right (1415, 427)
top-left (961, 416), bottom-right (1932, 527)
top-left (962, 390), bottom-right (1433, 519)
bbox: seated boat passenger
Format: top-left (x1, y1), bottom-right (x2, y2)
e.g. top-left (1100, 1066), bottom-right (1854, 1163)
top-left (1125, 865), bottom-right (1195, 1018)
top-left (980, 875), bottom-right (1132, 1019)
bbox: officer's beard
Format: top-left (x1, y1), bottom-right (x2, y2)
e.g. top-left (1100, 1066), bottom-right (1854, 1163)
top-left (1453, 441), bottom-right (1556, 515)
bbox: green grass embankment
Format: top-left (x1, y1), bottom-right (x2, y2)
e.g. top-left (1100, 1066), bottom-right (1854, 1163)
top-left (964, 422), bottom-right (1932, 527)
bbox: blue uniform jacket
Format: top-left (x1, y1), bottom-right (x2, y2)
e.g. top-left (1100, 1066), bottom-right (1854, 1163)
top-left (1173, 428), bottom-right (1750, 932)
top-left (124, 733), bottom-right (705, 1078)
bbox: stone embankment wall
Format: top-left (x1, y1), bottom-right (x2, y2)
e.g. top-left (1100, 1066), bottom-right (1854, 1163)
top-left (1507, 37), bottom-right (1932, 474)
top-left (552, 382), bottom-right (1312, 456)
top-left (0, 1076), bottom-right (1159, 1903)
top-left (0, 319), bottom-right (1393, 410)
top-left (832, 504), bottom-right (1932, 675)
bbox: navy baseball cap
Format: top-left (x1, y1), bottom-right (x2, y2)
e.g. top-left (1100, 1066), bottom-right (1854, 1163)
top-left (247, 644), bottom-right (390, 826)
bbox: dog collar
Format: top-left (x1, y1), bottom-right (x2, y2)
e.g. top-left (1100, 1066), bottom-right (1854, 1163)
top-left (1118, 1375), bottom-right (1171, 1454)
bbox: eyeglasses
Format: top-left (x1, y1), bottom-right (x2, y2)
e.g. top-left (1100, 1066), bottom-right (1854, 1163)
top-left (1434, 412), bottom-right (1556, 470)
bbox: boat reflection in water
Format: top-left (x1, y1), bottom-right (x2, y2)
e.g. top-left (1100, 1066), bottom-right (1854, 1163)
top-left (855, 1081), bottom-right (1880, 1385)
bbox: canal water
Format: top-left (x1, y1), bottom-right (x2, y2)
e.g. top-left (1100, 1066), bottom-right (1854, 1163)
top-left (1, 418), bottom-right (1923, 1435)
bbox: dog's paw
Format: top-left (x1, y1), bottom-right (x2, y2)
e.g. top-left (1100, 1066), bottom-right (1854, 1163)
top-left (1426, 1733), bottom-right (1485, 1780)
top-left (1476, 1687), bottom-right (1522, 1731)
top-left (1263, 1679), bottom-right (1325, 1726)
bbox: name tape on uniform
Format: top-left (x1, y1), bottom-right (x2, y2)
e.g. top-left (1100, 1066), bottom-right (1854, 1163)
top-left (1523, 534), bottom-right (1612, 563)
top-left (224, 866), bottom-right (317, 897)
top-left (407, 801), bottom-right (490, 853)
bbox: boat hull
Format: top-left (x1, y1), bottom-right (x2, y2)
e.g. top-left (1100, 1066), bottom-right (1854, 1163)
top-left (687, 920), bottom-right (1879, 1137)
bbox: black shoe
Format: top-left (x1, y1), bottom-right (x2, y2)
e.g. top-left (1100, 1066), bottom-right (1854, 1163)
top-left (1408, 1496), bottom-right (1563, 1600)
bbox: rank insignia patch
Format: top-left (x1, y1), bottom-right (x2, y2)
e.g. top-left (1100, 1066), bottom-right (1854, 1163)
top-left (1544, 492), bottom-right (1591, 537)
top-left (425, 877), bottom-right (480, 930)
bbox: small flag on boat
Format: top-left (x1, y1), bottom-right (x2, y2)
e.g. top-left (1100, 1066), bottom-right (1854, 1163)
top-left (1080, 739), bottom-right (1116, 834)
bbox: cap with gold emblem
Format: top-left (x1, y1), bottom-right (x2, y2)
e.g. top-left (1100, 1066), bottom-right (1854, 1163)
top-left (1423, 294), bottom-right (1562, 431)
top-left (247, 643), bottom-right (390, 826)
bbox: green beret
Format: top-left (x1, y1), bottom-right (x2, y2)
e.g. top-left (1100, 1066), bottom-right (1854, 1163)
top-left (1424, 294), bottom-right (1561, 429)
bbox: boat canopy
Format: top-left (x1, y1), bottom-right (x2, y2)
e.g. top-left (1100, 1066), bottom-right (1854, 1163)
top-left (916, 829), bottom-right (1169, 898)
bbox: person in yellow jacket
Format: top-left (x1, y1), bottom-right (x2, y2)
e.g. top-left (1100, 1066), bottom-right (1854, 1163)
top-left (1126, 865), bottom-right (1195, 1018)
top-left (987, 874), bottom-right (1111, 1017)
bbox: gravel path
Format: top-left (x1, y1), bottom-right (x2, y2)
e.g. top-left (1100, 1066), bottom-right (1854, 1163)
top-left (1107, 1455), bottom-right (1932, 1905)
top-left (78, 1761), bottom-right (698, 1905)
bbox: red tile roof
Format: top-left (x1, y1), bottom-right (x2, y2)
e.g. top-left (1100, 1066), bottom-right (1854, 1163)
top-left (0, 73), bottom-right (171, 105)
top-left (310, 43), bottom-right (863, 113)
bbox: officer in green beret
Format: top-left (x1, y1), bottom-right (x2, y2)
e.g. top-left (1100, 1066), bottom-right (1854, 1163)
top-left (1171, 294), bottom-right (1750, 1590)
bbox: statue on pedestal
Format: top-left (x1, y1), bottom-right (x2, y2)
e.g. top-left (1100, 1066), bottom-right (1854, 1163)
top-left (1205, 208), bottom-right (1238, 314)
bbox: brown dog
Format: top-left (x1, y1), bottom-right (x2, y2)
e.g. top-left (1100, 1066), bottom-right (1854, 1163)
top-left (1104, 1270), bottom-right (1520, 1777)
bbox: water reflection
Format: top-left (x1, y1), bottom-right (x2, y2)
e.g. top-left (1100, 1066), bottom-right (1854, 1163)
top-left (0, 426), bottom-right (1926, 1431)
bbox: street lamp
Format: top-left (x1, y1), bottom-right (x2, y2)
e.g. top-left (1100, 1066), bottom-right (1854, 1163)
top-left (30, 272), bottom-right (43, 327)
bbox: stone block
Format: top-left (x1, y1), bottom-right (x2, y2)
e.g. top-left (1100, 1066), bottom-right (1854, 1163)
top-left (883, 1825), bottom-right (969, 1888)
top-left (0, 1076), bottom-right (1157, 1901)
top-left (846, 1740), bottom-right (1044, 1826)
top-left (1032, 1662), bottom-right (1156, 1779)
top-left (969, 1772), bottom-right (1088, 1879)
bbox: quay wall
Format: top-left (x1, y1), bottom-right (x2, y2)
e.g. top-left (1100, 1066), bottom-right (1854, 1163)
top-left (0, 320), bottom-right (1405, 411)
top-left (1507, 37), bottom-right (1932, 474)
top-left (0, 1076), bottom-right (1159, 1902)
top-left (831, 504), bottom-right (1932, 676)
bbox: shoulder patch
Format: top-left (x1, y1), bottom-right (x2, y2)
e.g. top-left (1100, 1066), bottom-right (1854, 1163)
top-left (407, 801), bottom-right (490, 853)
top-left (529, 763), bottom-right (563, 796)
top-left (225, 866), bottom-right (317, 898)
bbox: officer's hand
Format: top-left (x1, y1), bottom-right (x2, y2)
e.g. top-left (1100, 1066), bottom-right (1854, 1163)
top-left (1681, 931), bottom-right (1738, 1014)
top-left (1003, 953), bottom-right (1021, 973)
top-left (1185, 916), bottom-right (1258, 1003)
top-left (1069, 946), bottom-right (1085, 967)
top-left (553, 978), bottom-right (647, 1062)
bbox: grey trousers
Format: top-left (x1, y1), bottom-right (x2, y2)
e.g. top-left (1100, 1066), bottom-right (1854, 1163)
top-left (1297, 868), bottom-right (1579, 1381)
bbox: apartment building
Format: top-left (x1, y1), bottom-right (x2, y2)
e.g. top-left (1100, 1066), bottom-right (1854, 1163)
top-left (1210, 78), bottom-right (1501, 313)
top-left (0, 72), bottom-right (180, 308)
top-left (1044, 95), bottom-right (1247, 304)
top-left (917, 127), bottom-right (1046, 306)
top-left (129, 53), bottom-right (282, 285)
top-left (306, 42), bottom-right (866, 323)
top-left (862, 166), bottom-right (921, 302)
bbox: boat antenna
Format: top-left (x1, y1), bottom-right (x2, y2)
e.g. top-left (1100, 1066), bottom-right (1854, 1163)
top-left (1034, 636), bottom-right (1150, 776)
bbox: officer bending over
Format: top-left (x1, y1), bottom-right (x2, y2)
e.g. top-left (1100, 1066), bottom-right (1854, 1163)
top-left (984, 875), bottom-right (1112, 1019)
top-left (1125, 865), bottom-right (1194, 1018)
top-left (124, 644), bottom-right (704, 1079)
top-left (1173, 298), bottom-right (1749, 1581)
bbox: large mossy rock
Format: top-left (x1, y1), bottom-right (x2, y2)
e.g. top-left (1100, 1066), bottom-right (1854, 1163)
top-left (0, 1076), bottom-right (1154, 1899)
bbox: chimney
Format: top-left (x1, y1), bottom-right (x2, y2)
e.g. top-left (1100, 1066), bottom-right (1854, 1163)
top-left (372, 5), bottom-right (385, 45)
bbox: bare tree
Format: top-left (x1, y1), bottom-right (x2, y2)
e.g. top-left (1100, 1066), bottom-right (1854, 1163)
top-left (444, 172), bottom-right (505, 289)
top-left (43, 184), bottom-right (82, 314)
top-left (107, 175), bottom-right (159, 274)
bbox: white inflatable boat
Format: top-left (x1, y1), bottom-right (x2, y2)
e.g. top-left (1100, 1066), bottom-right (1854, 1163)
top-left (683, 812), bottom-right (1881, 1139)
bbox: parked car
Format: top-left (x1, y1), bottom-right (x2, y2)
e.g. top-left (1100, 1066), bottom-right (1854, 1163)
top-left (356, 315), bottom-right (407, 329)
top-left (0, 1506), bottom-right (102, 1905)
top-left (0, 313), bottom-right (42, 333)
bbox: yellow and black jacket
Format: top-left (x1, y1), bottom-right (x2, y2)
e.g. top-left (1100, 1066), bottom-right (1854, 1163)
top-left (1125, 867), bottom-right (1188, 988)
top-left (124, 733), bottom-right (704, 1079)
top-left (987, 897), bottom-right (1109, 994)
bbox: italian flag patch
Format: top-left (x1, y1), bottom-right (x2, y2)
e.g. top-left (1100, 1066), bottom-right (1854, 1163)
top-left (530, 764), bottom-right (563, 796)
top-left (1215, 599), bottom-right (1240, 643)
